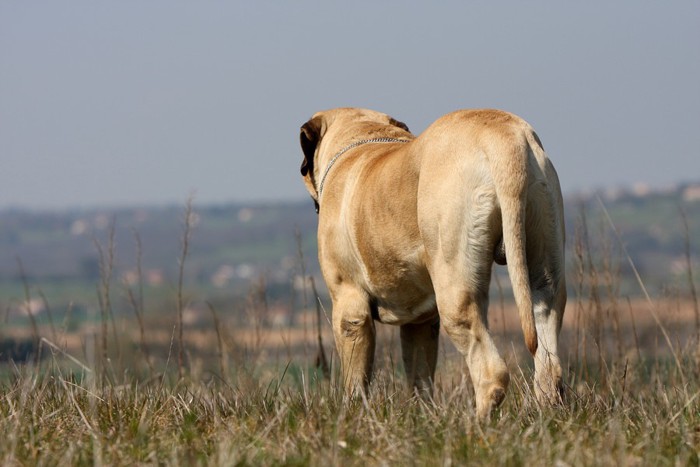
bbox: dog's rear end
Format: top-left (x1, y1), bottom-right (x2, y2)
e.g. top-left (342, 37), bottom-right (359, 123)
top-left (299, 108), bottom-right (566, 417)
top-left (415, 109), bottom-right (566, 414)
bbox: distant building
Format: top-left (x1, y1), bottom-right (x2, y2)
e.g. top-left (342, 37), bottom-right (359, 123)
top-left (632, 182), bottom-right (651, 197)
top-left (682, 184), bottom-right (700, 202)
top-left (211, 265), bottom-right (236, 287)
top-left (123, 269), bottom-right (165, 286)
top-left (146, 269), bottom-right (165, 286)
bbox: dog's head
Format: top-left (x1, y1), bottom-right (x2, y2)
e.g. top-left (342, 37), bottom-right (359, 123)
top-left (299, 108), bottom-right (411, 212)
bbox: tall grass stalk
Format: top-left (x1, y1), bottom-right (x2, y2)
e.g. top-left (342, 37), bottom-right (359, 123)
top-left (295, 227), bottom-right (311, 362)
top-left (310, 275), bottom-right (330, 378)
top-left (572, 203), bottom-right (589, 382)
top-left (680, 205), bottom-right (700, 358)
top-left (36, 288), bottom-right (57, 344)
top-left (93, 221), bottom-right (121, 382)
top-left (125, 230), bottom-right (153, 375)
top-left (15, 257), bottom-right (39, 353)
top-left (596, 195), bottom-right (687, 388)
top-left (177, 195), bottom-right (195, 380)
top-left (625, 297), bottom-right (642, 362)
top-left (207, 301), bottom-right (228, 380)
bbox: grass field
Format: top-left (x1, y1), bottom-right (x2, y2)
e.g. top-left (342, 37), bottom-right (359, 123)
top-left (1, 293), bottom-right (698, 465)
top-left (1, 203), bottom-right (699, 465)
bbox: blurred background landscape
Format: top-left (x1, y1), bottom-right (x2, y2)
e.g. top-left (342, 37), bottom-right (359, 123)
top-left (1, 180), bottom-right (698, 370)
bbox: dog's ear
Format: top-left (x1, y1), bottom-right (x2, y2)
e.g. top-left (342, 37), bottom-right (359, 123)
top-left (300, 116), bottom-right (322, 177)
top-left (389, 117), bottom-right (410, 133)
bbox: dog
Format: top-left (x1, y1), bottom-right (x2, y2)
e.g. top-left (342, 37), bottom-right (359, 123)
top-left (299, 108), bottom-right (566, 417)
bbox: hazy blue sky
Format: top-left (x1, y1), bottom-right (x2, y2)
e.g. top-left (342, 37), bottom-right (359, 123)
top-left (1, 2), bottom-right (698, 210)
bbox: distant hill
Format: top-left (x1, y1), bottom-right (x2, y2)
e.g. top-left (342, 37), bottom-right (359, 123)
top-left (1, 181), bottom-right (698, 301)
top-left (566, 181), bottom-right (700, 295)
top-left (0, 201), bottom-right (319, 289)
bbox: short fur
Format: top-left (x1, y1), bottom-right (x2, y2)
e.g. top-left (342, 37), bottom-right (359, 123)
top-left (299, 108), bottom-right (567, 417)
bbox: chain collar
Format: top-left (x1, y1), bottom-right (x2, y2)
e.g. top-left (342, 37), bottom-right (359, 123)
top-left (317, 138), bottom-right (410, 198)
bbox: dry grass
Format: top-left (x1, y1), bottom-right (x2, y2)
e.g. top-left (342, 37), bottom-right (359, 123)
top-left (1, 200), bottom-right (699, 465)
top-left (0, 341), bottom-right (698, 466)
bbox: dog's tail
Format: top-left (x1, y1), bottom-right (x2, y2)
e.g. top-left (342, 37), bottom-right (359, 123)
top-left (488, 131), bottom-right (538, 355)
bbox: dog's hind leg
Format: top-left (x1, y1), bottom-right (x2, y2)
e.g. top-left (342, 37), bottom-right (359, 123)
top-left (331, 286), bottom-right (376, 396)
top-left (419, 175), bottom-right (509, 418)
top-left (428, 216), bottom-right (509, 417)
top-left (434, 280), bottom-right (509, 419)
top-left (400, 314), bottom-right (440, 398)
top-left (526, 177), bottom-right (567, 404)
top-left (532, 283), bottom-right (566, 404)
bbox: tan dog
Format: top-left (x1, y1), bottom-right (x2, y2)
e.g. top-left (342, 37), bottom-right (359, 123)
top-left (299, 108), bottom-right (566, 417)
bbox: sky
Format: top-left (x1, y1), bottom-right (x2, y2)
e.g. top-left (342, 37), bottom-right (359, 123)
top-left (1, 1), bottom-right (699, 210)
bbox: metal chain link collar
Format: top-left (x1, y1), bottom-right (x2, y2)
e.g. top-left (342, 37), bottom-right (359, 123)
top-left (317, 138), bottom-right (410, 198)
